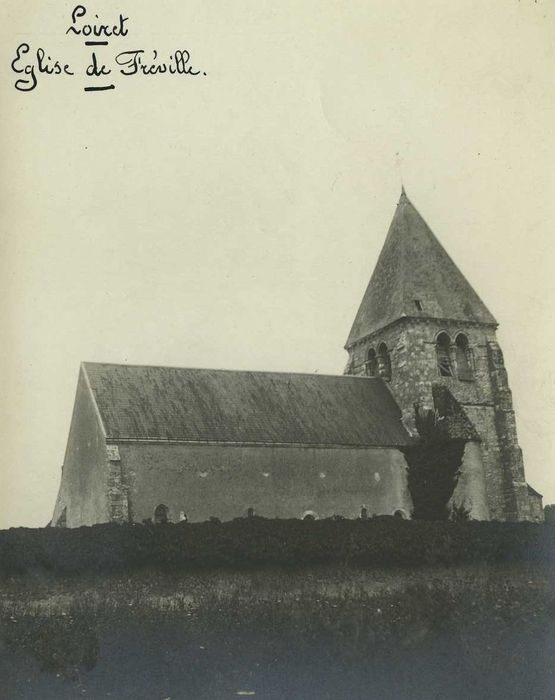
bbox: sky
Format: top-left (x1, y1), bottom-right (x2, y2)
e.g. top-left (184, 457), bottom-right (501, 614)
top-left (1, 0), bottom-right (554, 528)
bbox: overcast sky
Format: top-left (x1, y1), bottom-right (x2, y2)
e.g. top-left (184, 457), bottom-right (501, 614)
top-left (1, 0), bottom-right (553, 528)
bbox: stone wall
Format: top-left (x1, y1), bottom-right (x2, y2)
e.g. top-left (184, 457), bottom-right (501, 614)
top-left (344, 317), bottom-right (531, 521)
top-left (485, 341), bottom-right (531, 520)
top-left (111, 442), bottom-right (413, 524)
top-left (51, 368), bottom-right (110, 528)
top-left (528, 491), bottom-right (544, 522)
top-left (449, 441), bottom-right (490, 520)
top-left (106, 446), bottom-right (129, 524)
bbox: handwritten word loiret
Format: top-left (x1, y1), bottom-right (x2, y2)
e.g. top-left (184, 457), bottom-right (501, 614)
top-left (66, 5), bottom-right (129, 38)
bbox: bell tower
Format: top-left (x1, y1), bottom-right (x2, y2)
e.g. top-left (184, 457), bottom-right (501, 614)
top-left (344, 189), bottom-right (532, 521)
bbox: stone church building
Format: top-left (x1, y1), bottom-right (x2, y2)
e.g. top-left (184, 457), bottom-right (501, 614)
top-left (51, 190), bottom-right (543, 527)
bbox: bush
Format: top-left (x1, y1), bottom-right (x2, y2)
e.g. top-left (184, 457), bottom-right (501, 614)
top-left (403, 406), bottom-right (465, 520)
top-left (0, 519), bottom-right (553, 577)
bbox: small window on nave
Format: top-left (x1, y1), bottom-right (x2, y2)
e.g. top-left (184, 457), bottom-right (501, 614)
top-left (436, 332), bottom-right (453, 377)
top-left (455, 333), bottom-right (474, 381)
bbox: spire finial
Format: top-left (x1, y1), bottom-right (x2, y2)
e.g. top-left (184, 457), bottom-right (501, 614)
top-left (394, 151), bottom-right (405, 202)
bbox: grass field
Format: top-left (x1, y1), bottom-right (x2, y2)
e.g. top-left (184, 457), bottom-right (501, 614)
top-left (1, 521), bottom-right (554, 699)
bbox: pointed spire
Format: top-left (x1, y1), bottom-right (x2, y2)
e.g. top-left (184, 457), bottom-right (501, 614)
top-left (398, 186), bottom-right (410, 208)
top-left (345, 194), bottom-right (497, 347)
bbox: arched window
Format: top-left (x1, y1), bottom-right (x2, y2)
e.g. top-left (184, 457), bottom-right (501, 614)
top-left (455, 333), bottom-right (473, 381)
top-left (154, 504), bottom-right (169, 524)
top-left (246, 507), bottom-right (255, 518)
top-left (377, 343), bottom-right (392, 381)
top-left (436, 332), bottom-right (453, 377)
top-left (302, 510), bottom-right (318, 520)
top-left (393, 508), bottom-right (408, 519)
top-left (366, 348), bottom-right (378, 377)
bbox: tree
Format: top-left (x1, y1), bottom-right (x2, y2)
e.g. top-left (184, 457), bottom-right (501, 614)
top-left (402, 406), bottom-right (465, 520)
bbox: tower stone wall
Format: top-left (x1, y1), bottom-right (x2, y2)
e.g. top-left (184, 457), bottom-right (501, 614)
top-left (344, 318), bottom-right (531, 521)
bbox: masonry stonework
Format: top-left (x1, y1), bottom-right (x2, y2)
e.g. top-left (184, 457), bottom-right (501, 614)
top-left (343, 318), bottom-right (530, 520)
top-left (109, 442), bottom-right (412, 524)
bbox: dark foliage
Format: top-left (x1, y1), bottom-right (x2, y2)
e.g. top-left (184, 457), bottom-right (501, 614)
top-left (5, 615), bottom-right (98, 680)
top-left (403, 406), bottom-right (465, 520)
top-left (451, 502), bottom-right (471, 522)
top-left (0, 518), bottom-right (553, 577)
top-left (545, 504), bottom-right (555, 524)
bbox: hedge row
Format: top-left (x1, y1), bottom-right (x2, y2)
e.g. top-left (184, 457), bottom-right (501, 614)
top-left (0, 518), bottom-right (553, 576)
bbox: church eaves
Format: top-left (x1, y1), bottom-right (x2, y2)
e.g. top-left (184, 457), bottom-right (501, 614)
top-left (346, 190), bottom-right (497, 347)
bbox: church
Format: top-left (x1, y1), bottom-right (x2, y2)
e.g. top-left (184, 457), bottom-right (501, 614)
top-left (51, 190), bottom-right (543, 527)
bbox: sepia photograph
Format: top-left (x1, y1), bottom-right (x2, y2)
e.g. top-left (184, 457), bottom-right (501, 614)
top-left (1, 1), bottom-right (554, 698)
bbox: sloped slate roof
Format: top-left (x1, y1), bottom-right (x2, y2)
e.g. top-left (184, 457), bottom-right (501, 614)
top-left (527, 484), bottom-right (543, 499)
top-left (83, 363), bottom-right (411, 447)
top-left (346, 190), bottom-right (497, 346)
top-left (431, 384), bottom-right (480, 441)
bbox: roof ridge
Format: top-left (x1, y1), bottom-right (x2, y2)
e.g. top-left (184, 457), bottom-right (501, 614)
top-left (82, 361), bottom-right (380, 380)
